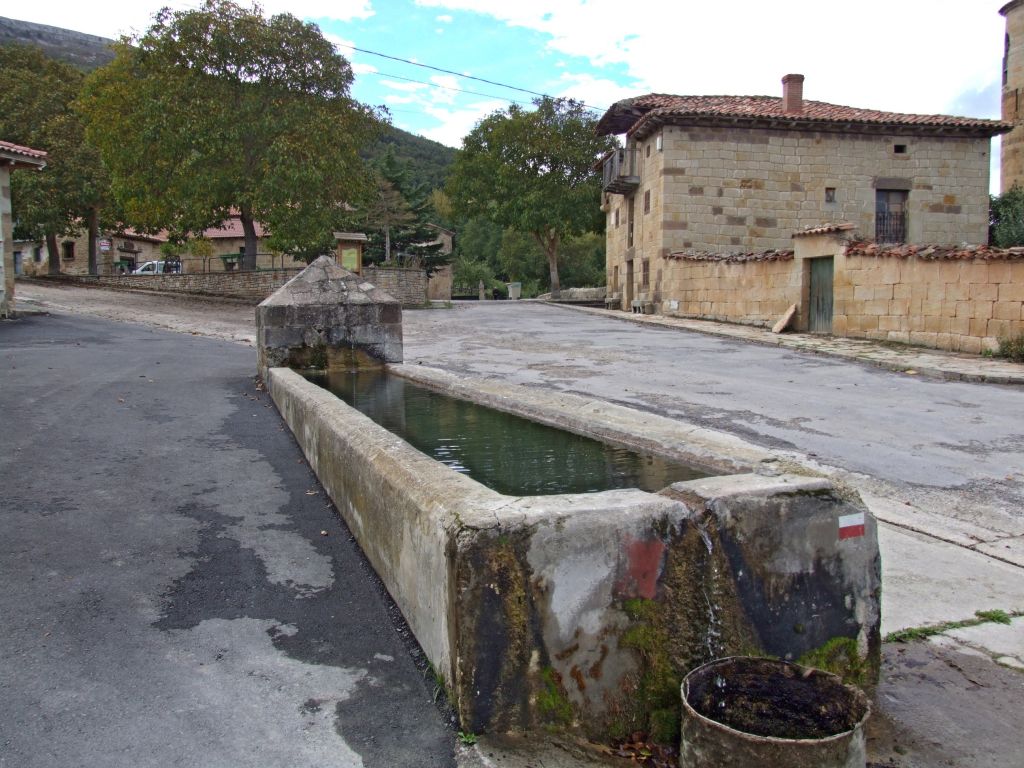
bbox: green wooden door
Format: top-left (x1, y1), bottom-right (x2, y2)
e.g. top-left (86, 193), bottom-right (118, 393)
top-left (809, 257), bottom-right (834, 334)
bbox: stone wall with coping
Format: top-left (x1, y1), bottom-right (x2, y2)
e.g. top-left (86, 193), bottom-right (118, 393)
top-left (659, 253), bottom-right (798, 327)
top-left (267, 364), bottom-right (881, 738)
top-left (835, 245), bottom-right (1024, 354)
top-left (363, 265), bottom-right (428, 306)
top-left (40, 269), bottom-right (302, 302)
top-left (36, 264), bottom-right (434, 307)
top-left (657, 233), bottom-right (1024, 353)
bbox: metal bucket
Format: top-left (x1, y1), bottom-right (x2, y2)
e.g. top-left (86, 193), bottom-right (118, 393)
top-left (680, 657), bottom-right (870, 768)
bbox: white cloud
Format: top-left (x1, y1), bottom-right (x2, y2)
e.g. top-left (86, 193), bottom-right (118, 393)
top-left (429, 74), bottom-right (462, 104)
top-left (419, 100), bottom-right (508, 147)
top-left (9, 0), bottom-right (374, 39)
top-left (417, 0), bottom-right (1007, 120)
top-left (380, 80), bottom-right (429, 93)
top-left (436, 14), bottom-right (453, 22)
top-left (552, 72), bottom-right (647, 113)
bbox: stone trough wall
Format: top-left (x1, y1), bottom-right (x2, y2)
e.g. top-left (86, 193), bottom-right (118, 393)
top-left (267, 365), bottom-right (882, 739)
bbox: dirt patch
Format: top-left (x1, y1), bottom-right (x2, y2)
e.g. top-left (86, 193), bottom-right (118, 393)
top-left (686, 658), bottom-right (867, 740)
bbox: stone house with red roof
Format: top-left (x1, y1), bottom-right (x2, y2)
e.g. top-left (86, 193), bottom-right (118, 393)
top-left (1, 140), bottom-right (47, 318)
top-left (595, 75), bottom-right (1022, 352)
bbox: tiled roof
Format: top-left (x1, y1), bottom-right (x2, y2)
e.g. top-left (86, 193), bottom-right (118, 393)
top-left (0, 139), bottom-right (47, 166)
top-left (596, 94), bottom-right (1011, 138)
top-left (845, 241), bottom-right (1024, 261)
top-left (792, 222), bottom-right (857, 238)
top-left (121, 215), bottom-right (268, 243)
top-left (665, 249), bottom-right (794, 263)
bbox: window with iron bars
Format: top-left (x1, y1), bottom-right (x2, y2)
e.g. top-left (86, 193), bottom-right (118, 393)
top-left (875, 189), bottom-right (907, 244)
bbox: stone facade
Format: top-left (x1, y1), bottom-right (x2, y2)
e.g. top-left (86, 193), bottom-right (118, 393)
top-left (607, 127), bottom-right (995, 310)
top-left (1002, 0), bottom-right (1024, 191)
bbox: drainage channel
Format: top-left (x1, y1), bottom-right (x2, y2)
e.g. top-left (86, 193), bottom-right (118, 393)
top-left (306, 369), bottom-right (709, 496)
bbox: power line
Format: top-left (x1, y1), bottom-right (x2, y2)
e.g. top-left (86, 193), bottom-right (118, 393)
top-left (335, 41), bottom-right (607, 113)
top-left (370, 70), bottom-right (531, 106)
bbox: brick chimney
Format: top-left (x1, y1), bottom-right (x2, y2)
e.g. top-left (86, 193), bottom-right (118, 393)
top-left (782, 74), bottom-right (805, 114)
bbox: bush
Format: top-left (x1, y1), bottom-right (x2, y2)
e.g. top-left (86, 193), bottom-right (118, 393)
top-left (997, 332), bottom-right (1024, 362)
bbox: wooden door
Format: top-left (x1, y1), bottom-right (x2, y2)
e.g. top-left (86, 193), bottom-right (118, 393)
top-left (809, 257), bottom-right (834, 334)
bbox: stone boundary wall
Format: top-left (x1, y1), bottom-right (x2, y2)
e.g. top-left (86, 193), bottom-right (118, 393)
top-left (36, 270), bottom-right (301, 302)
top-left (661, 254), bottom-right (797, 327)
top-left (34, 265), bottom-right (432, 307)
top-left (836, 248), bottom-right (1024, 353)
top-left (658, 239), bottom-right (1024, 352)
top-left (363, 266), bottom-right (428, 306)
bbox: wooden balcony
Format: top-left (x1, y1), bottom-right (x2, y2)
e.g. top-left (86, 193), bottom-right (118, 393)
top-left (602, 148), bottom-right (640, 194)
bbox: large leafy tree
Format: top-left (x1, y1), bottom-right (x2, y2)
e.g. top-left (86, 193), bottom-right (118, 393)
top-left (0, 45), bottom-right (109, 274)
top-left (990, 185), bottom-right (1024, 247)
top-left (447, 97), bottom-right (616, 297)
top-left (361, 145), bottom-right (444, 272)
top-left (78, 0), bottom-right (381, 271)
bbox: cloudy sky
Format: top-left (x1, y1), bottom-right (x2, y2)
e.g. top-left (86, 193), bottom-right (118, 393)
top-left (7, 0), bottom-right (1012, 182)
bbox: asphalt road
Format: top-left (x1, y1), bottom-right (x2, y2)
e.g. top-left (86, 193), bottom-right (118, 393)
top-left (0, 313), bottom-right (454, 768)
top-left (405, 302), bottom-right (1024, 538)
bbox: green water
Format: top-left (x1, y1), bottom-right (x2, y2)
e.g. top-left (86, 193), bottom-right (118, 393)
top-left (307, 370), bottom-right (708, 496)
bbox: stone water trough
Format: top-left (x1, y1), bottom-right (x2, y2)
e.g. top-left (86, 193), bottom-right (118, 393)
top-left (258, 258), bottom-right (882, 740)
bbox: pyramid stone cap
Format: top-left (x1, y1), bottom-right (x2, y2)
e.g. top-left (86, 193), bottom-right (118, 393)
top-left (259, 255), bottom-right (399, 307)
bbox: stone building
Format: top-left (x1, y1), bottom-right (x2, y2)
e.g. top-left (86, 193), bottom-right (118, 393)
top-left (1, 140), bottom-right (46, 318)
top-left (592, 75), bottom-right (1024, 354)
top-left (1002, 0), bottom-right (1024, 191)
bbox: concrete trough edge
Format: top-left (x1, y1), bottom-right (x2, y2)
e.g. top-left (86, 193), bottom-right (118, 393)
top-left (388, 363), bottom-right (774, 475)
top-left (266, 366), bottom-right (882, 737)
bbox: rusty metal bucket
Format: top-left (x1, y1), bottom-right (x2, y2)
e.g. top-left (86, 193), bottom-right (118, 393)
top-left (680, 657), bottom-right (870, 768)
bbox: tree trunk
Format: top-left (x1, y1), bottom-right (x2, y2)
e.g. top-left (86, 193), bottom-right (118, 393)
top-left (46, 232), bottom-right (60, 275)
top-left (533, 230), bottom-right (561, 299)
top-left (384, 225), bottom-right (391, 263)
top-left (240, 210), bottom-right (258, 271)
top-left (87, 208), bottom-right (99, 276)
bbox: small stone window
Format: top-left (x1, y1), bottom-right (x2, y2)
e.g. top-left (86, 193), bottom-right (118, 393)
top-left (641, 260), bottom-right (650, 289)
top-left (644, 190), bottom-right (651, 214)
top-left (62, 241), bottom-right (75, 260)
top-left (825, 187), bottom-right (836, 203)
top-left (614, 208), bottom-right (620, 228)
top-left (646, 143), bottom-right (651, 158)
top-left (894, 144), bottom-right (907, 154)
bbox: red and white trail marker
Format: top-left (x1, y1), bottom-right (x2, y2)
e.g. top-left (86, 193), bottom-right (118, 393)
top-left (838, 512), bottom-right (866, 540)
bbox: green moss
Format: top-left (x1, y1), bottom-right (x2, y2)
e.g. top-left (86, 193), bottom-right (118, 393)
top-left (885, 608), bottom-right (1021, 644)
top-left (618, 598), bottom-right (681, 743)
top-left (536, 667), bottom-right (573, 726)
top-left (798, 637), bottom-right (870, 687)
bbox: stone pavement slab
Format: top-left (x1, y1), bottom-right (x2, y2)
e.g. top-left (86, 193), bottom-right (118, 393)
top-left (937, 617), bottom-right (1024, 671)
top-left (878, 524), bottom-right (1024, 635)
top-left (555, 302), bottom-right (1024, 384)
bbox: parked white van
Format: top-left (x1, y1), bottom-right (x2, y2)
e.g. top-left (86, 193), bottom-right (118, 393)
top-left (133, 259), bottom-right (182, 274)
